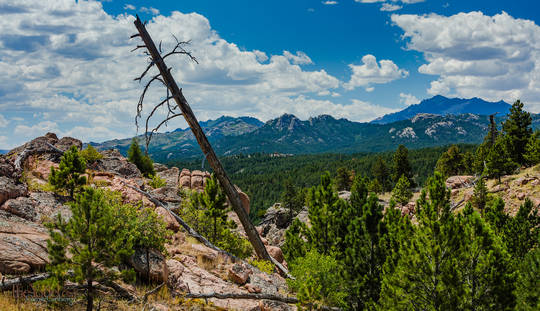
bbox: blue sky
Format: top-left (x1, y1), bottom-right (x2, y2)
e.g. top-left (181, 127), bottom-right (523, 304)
top-left (0, 0), bottom-right (539, 148)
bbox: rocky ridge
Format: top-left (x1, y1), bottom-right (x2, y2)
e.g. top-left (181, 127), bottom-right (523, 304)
top-left (0, 133), bottom-right (291, 311)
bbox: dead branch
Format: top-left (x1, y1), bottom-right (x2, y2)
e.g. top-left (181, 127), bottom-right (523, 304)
top-left (13, 142), bottom-right (64, 177)
top-left (0, 272), bottom-right (50, 290)
top-left (131, 45), bottom-right (147, 52)
top-left (142, 282), bottom-right (164, 303)
top-left (162, 38), bottom-right (198, 64)
top-left (144, 113), bottom-right (183, 153)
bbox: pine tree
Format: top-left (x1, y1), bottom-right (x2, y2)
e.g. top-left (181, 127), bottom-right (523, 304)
top-left (502, 100), bottom-right (533, 165)
top-left (368, 178), bottom-right (383, 194)
top-left (485, 114), bottom-right (499, 148)
top-left (343, 193), bottom-right (387, 309)
top-left (200, 174), bottom-right (229, 243)
top-left (393, 144), bottom-right (414, 186)
top-left (471, 176), bottom-right (488, 214)
top-left (281, 178), bottom-right (302, 223)
top-left (282, 218), bottom-right (308, 263)
top-left (49, 146), bottom-right (87, 198)
top-left (504, 199), bottom-right (539, 260)
top-left (514, 246), bottom-right (540, 311)
top-left (435, 145), bottom-right (464, 176)
top-left (486, 135), bottom-right (516, 182)
top-left (306, 172), bottom-right (340, 255)
top-left (350, 175), bottom-right (368, 213)
top-left (335, 167), bottom-right (352, 191)
top-left (524, 131), bottom-right (540, 166)
top-left (127, 138), bottom-right (155, 177)
top-left (372, 156), bottom-right (391, 192)
top-left (391, 174), bottom-right (412, 205)
top-left (380, 172), bottom-right (463, 310)
top-left (42, 188), bottom-right (138, 311)
top-left (79, 144), bottom-right (103, 164)
top-left (459, 205), bottom-right (515, 310)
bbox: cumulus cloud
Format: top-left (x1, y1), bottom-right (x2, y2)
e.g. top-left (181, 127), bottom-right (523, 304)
top-left (322, 1), bottom-right (338, 5)
top-left (381, 3), bottom-right (402, 12)
top-left (0, 0), bottom-right (347, 148)
top-left (399, 93), bottom-right (420, 106)
top-left (140, 7), bottom-right (159, 15)
top-left (392, 11), bottom-right (540, 111)
top-left (123, 4), bottom-right (135, 10)
top-left (344, 55), bottom-right (408, 90)
top-left (283, 51), bottom-right (313, 65)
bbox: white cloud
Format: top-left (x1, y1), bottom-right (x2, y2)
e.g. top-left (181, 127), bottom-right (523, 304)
top-left (0, 114), bottom-right (8, 128)
top-left (392, 11), bottom-right (540, 112)
top-left (399, 93), bottom-right (420, 106)
top-left (124, 4), bottom-right (135, 10)
top-left (283, 51), bottom-right (313, 65)
top-left (322, 1), bottom-right (338, 5)
top-left (140, 7), bottom-right (159, 15)
top-left (381, 3), bottom-right (402, 12)
top-left (0, 0), bottom-right (345, 147)
top-left (344, 54), bottom-right (408, 90)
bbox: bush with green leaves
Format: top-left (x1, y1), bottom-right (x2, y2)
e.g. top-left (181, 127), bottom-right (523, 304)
top-left (127, 138), bottom-right (155, 178)
top-left (249, 259), bottom-right (274, 274)
top-left (49, 145), bottom-right (87, 198)
top-left (79, 144), bottom-right (103, 164)
top-left (149, 174), bottom-right (166, 189)
top-left (287, 250), bottom-right (347, 310)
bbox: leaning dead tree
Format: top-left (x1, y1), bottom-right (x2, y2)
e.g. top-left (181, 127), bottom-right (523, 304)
top-left (131, 16), bottom-right (289, 277)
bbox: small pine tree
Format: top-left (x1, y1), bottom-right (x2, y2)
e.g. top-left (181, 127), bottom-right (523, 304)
top-left (282, 218), bottom-right (308, 263)
top-left (391, 174), bottom-right (412, 205)
top-left (502, 100), bottom-right (533, 166)
top-left (393, 144), bottom-right (414, 186)
top-left (49, 146), bottom-right (87, 198)
top-left (281, 178), bottom-right (302, 223)
top-left (200, 174), bottom-right (229, 243)
top-left (435, 145), bottom-right (464, 176)
top-left (524, 131), bottom-right (540, 166)
top-left (368, 178), bottom-right (383, 194)
top-left (485, 114), bottom-right (499, 148)
top-left (486, 135), bottom-right (516, 182)
top-left (471, 176), bottom-right (488, 213)
top-left (372, 156), bottom-right (391, 192)
top-left (42, 188), bottom-right (137, 311)
top-left (335, 167), bottom-right (352, 191)
top-left (504, 199), bottom-right (539, 260)
top-left (127, 138), bottom-right (155, 178)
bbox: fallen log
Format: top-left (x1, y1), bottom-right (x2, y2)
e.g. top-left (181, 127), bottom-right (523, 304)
top-left (13, 142), bottom-right (64, 178)
top-left (0, 272), bottom-right (51, 290)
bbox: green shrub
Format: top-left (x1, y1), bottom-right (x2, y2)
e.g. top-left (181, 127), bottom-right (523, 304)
top-left (80, 144), bottom-right (103, 164)
top-left (249, 259), bottom-right (274, 274)
top-left (49, 146), bottom-right (86, 198)
top-left (149, 174), bottom-right (166, 189)
top-left (287, 250), bottom-right (347, 310)
top-left (127, 138), bottom-right (155, 178)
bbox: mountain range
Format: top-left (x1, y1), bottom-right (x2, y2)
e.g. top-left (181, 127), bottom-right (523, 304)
top-left (91, 96), bottom-right (539, 162)
top-left (371, 95), bottom-right (512, 124)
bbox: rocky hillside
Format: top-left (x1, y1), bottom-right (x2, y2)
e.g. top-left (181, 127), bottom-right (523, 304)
top-left (371, 95), bottom-right (512, 124)
top-left (0, 133), bottom-right (294, 311)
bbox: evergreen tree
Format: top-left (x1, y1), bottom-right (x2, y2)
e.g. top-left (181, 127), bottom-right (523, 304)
top-left (380, 172), bottom-right (463, 310)
top-left (473, 143), bottom-right (490, 175)
top-left (486, 135), bottom-right (516, 182)
top-left (306, 172), bottom-right (340, 255)
top-left (502, 100), bottom-right (532, 165)
top-left (281, 178), bottom-right (303, 223)
top-left (484, 196), bottom-right (509, 237)
top-left (514, 246), bottom-right (540, 311)
top-left (42, 188), bottom-right (137, 311)
top-left (343, 193), bottom-right (387, 309)
top-left (335, 166), bottom-right (352, 191)
top-left (200, 174), bottom-right (229, 243)
top-left (127, 138), bottom-right (155, 177)
top-left (435, 145), bottom-right (464, 176)
top-left (504, 199), bottom-right (539, 260)
top-left (49, 146), bottom-right (87, 198)
top-left (350, 175), bottom-right (368, 214)
top-left (393, 144), bottom-right (414, 186)
top-left (471, 176), bottom-right (488, 214)
top-left (524, 131), bottom-right (540, 166)
top-left (368, 178), bottom-right (383, 194)
top-left (282, 218), bottom-right (308, 263)
top-left (462, 151), bottom-right (475, 175)
top-left (391, 174), bottom-right (412, 205)
top-left (372, 156), bottom-right (391, 192)
top-left (485, 114), bottom-right (499, 148)
top-left (79, 144), bottom-right (103, 164)
top-left (459, 205), bottom-right (515, 310)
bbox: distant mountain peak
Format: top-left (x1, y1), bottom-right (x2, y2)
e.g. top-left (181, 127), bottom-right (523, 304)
top-left (371, 95), bottom-right (512, 124)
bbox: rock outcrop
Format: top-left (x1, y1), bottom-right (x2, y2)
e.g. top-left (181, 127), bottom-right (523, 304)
top-left (0, 176), bottom-right (28, 206)
top-left (128, 248), bottom-right (168, 283)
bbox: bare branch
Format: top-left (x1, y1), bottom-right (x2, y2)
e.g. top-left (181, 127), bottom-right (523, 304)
top-left (134, 60), bottom-right (156, 82)
top-left (130, 45), bottom-right (147, 52)
top-left (135, 73), bottom-right (165, 130)
top-left (130, 33), bottom-right (141, 39)
top-left (144, 113), bottom-right (183, 152)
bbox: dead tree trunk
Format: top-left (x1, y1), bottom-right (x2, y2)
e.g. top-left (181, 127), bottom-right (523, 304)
top-left (132, 17), bottom-right (274, 268)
